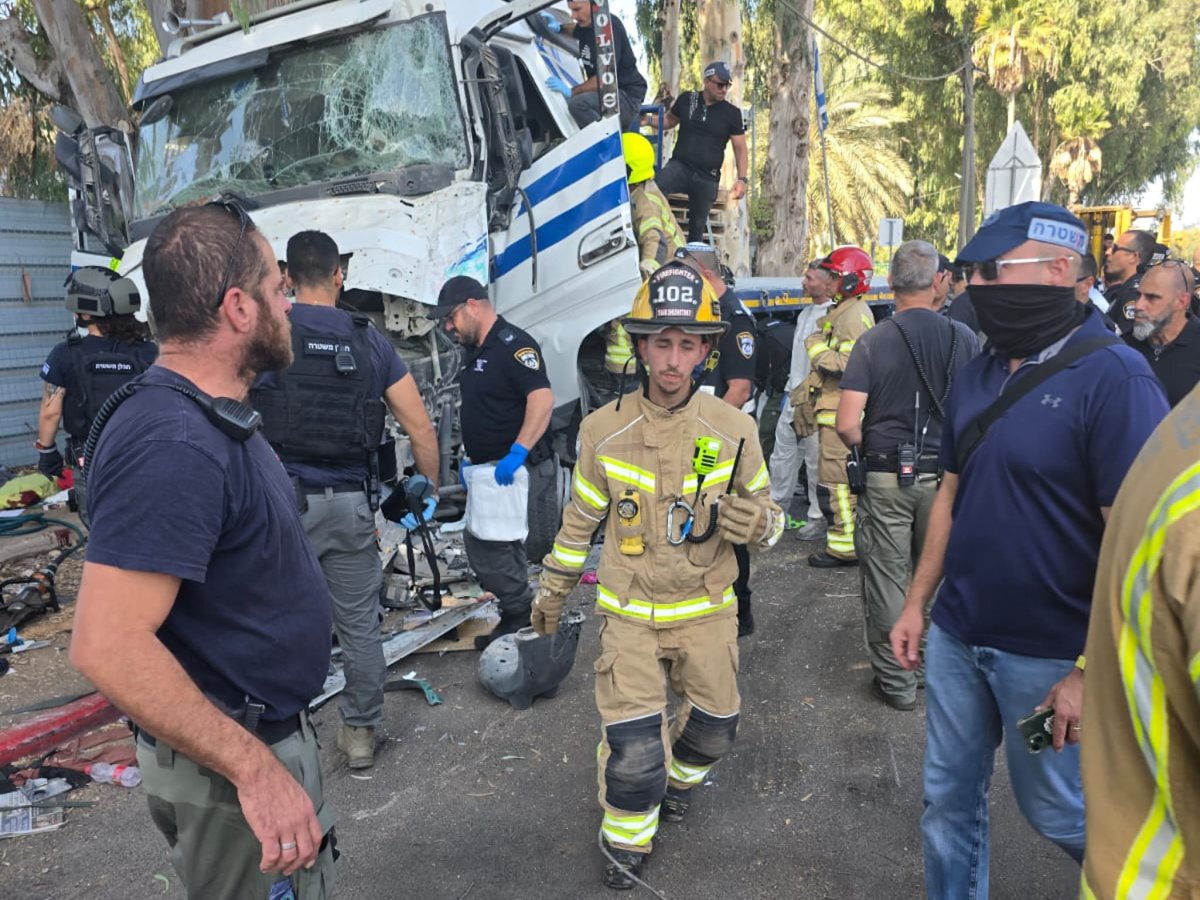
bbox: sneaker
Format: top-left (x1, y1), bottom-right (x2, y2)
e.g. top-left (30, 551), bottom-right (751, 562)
top-left (602, 843), bottom-right (647, 890)
top-left (784, 515), bottom-right (807, 531)
top-left (660, 785), bottom-right (692, 823)
top-left (337, 724), bottom-right (376, 769)
top-left (793, 520), bottom-right (827, 541)
top-left (808, 550), bottom-right (858, 568)
top-left (871, 678), bottom-right (916, 711)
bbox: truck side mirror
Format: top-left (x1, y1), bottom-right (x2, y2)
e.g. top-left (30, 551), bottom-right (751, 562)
top-left (54, 134), bottom-right (82, 181)
top-left (51, 105), bottom-right (85, 136)
top-left (139, 95), bottom-right (173, 127)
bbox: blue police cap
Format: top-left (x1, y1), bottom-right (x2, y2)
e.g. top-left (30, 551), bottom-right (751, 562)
top-left (956, 202), bottom-right (1088, 264)
top-left (703, 61), bottom-right (732, 84)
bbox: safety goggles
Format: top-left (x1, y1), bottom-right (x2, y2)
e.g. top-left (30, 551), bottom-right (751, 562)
top-left (967, 256), bottom-right (1063, 281)
top-left (206, 198), bottom-right (252, 310)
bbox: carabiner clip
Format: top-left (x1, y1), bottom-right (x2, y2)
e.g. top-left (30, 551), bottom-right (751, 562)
top-left (666, 498), bottom-right (695, 546)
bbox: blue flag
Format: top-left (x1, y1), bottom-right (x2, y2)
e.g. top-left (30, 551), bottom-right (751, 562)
top-left (813, 38), bottom-right (829, 133)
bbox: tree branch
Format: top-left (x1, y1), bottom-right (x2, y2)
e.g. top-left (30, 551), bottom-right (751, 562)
top-left (0, 14), bottom-right (64, 100)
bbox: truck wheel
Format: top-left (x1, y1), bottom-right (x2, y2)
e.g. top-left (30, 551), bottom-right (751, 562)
top-left (525, 458), bottom-right (563, 564)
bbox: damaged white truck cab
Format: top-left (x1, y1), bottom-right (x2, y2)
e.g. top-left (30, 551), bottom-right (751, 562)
top-left (59, 0), bottom-right (639, 481)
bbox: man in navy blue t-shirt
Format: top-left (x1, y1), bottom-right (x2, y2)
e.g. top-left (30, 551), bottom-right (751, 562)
top-left (889, 202), bottom-right (1168, 900)
top-left (252, 231), bottom-right (439, 770)
top-left (71, 204), bottom-right (337, 897)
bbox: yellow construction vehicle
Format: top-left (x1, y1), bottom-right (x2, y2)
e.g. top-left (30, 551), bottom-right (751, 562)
top-left (1073, 206), bottom-right (1172, 263)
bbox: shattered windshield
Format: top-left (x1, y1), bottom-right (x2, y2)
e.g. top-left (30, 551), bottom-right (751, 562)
top-left (133, 14), bottom-right (467, 218)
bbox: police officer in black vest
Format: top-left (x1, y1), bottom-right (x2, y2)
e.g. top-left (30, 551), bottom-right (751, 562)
top-left (428, 276), bottom-right (557, 650)
top-left (37, 267), bottom-right (156, 478)
top-left (252, 231), bottom-right (440, 770)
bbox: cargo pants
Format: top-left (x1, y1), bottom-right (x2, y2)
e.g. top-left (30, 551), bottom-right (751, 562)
top-left (855, 470), bottom-right (937, 705)
top-left (816, 424), bottom-right (857, 559)
top-left (136, 713), bottom-right (336, 900)
top-left (593, 613), bottom-right (740, 854)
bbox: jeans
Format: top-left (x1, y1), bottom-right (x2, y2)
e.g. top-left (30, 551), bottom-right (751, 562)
top-left (922, 624), bottom-right (1085, 900)
top-left (567, 89), bottom-right (641, 132)
top-left (654, 159), bottom-right (720, 243)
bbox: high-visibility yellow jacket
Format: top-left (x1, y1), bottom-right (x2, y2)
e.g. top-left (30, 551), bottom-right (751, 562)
top-left (631, 180), bottom-right (684, 272)
top-left (543, 390), bottom-right (783, 629)
top-left (801, 296), bottom-right (873, 426)
top-left (604, 183), bottom-right (685, 374)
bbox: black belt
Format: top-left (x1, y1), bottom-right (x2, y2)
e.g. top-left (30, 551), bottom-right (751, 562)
top-left (135, 712), bottom-right (303, 748)
top-left (864, 452), bottom-right (941, 475)
top-left (302, 482), bottom-right (363, 496)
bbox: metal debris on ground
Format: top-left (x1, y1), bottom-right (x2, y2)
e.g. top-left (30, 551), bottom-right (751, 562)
top-left (0, 777), bottom-right (73, 837)
top-left (383, 671), bottom-right (443, 706)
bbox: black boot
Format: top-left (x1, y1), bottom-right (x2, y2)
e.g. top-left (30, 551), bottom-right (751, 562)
top-left (602, 843), bottom-right (646, 890)
top-left (474, 609), bottom-right (530, 650)
top-left (660, 785), bottom-right (692, 823)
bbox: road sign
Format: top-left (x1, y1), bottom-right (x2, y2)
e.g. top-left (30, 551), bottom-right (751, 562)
top-left (878, 218), bottom-right (903, 247)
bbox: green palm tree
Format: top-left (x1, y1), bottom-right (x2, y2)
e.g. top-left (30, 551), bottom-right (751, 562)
top-left (973, 1), bottom-right (1061, 133)
top-left (805, 54), bottom-right (914, 258)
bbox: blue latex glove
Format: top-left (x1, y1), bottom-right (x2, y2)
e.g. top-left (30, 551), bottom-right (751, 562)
top-left (493, 443), bottom-right (529, 486)
top-left (400, 496), bottom-right (438, 531)
top-left (540, 10), bottom-right (562, 32)
top-left (546, 75), bottom-right (572, 99)
top-left (459, 459), bottom-right (472, 489)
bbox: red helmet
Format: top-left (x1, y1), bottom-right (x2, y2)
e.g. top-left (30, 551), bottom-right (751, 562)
top-left (817, 246), bottom-right (874, 299)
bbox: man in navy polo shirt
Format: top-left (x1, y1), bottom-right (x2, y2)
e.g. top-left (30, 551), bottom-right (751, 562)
top-left (889, 202), bottom-right (1168, 900)
top-left (71, 204), bottom-right (336, 896)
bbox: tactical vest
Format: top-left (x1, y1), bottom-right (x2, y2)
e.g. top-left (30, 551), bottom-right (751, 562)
top-left (63, 334), bottom-right (152, 440)
top-left (251, 314), bottom-right (385, 466)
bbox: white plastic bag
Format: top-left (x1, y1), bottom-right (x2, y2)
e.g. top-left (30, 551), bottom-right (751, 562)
top-left (464, 462), bottom-right (529, 541)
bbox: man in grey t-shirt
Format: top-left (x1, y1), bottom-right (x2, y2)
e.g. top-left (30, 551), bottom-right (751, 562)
top-left (836, 241), bottom-right (978, 710)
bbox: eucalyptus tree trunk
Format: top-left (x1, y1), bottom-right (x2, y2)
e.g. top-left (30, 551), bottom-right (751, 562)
top-left (755, 0), bottom-right (812, 275)
top-left (698, 0), bottom-right (750, 277)
top-left (31, 0), bottom-right (131, 130)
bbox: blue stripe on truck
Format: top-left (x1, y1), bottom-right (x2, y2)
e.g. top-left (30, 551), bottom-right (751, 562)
top-left (494, 176), bottom-right (628, 277)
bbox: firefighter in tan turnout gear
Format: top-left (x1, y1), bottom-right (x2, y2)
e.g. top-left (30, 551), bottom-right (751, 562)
top-left (604, 133), bottom-right (686, 378)
top-left (532, 262), bottom-right (784, 890)
top-left (790, 246), bottom-right (876, 567)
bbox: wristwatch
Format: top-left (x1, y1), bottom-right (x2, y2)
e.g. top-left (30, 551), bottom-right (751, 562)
top-left (737, 176), bottom-right (749, 184)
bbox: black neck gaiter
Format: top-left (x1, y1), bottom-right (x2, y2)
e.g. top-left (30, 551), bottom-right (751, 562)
top-left (967, 284), bottom-right (1087, 359)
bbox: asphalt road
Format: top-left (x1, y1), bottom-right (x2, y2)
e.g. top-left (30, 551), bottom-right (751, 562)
top-left (5, 533), bottom-right (1079, 899)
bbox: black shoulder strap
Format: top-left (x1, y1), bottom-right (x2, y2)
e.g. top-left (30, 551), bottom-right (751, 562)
top-left (888, 316), bottom-right (958, 419)
top-left (955, 335), bottom-right (1119, 471)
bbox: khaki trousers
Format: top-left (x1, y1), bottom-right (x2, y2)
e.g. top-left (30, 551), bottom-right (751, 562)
top-left (593, 613), bottom-right (740, 852)
top-left (855, 471), bottom-right (937, 703)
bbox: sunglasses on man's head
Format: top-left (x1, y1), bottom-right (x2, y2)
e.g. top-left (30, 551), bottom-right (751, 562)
top-left (206, 199), bottom-right (252, 310)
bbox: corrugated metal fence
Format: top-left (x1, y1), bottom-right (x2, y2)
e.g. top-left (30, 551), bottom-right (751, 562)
top-left (0, 199), bottom-right (73, 469)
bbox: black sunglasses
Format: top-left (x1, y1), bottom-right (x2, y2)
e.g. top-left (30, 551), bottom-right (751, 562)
top-left (1150, 258), bottom-right (1194, 294)
top-left (206, 199), bottom-right (252, 310)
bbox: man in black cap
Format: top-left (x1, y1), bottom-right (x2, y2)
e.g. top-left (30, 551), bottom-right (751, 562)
top-left (889, 201), bottom-right (1168, 900)
top-left (428, 276), bottom-right (557, 649)
top-left (656, 61), bottom-right (749, 243)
